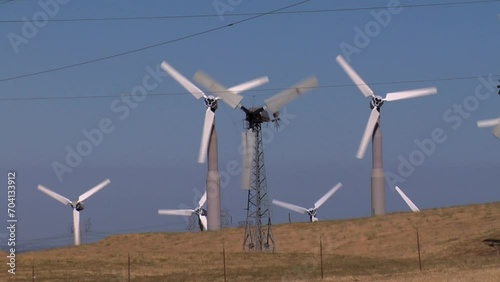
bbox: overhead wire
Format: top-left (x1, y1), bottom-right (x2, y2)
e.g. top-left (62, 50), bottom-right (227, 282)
top-left (0, 0), bottom-right (312, 83)
top-left (0, 0), bottom-right (499, 23)
top-left (1, 73), bottom-right (499, 102)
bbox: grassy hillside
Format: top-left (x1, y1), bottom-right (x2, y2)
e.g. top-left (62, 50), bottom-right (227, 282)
top-left (2, 202), bottom-right (500, 281)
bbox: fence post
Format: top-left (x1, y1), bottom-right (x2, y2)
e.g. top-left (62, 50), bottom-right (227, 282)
top-left (320, 236), bottom-right (324, 279)
top-left (128, 253), bottom-right (131, 282)
top-left (416, 228), bottom-right (422, 272)
top-left (223, 243), bottom-right (227, 282)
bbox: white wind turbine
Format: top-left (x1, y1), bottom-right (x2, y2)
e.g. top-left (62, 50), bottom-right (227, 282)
top-left (37, 179), bottom-right (111, 246)
top-left (272, 183), bottom-right (342, 222)
top-left (336, 55), bottom-right (437, 216)
top-left (394, 186), bottom-right (420, 212)
top-left (161, 61), bottom-right (268, 231)
top-left (477, 118), bottom-right (500, 139)
top-left (158, 191), bottom-right (208, 231)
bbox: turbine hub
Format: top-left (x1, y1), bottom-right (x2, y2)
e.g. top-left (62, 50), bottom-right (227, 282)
top-left (370, 95), bottom-right (384, 110)
top-left (205, 95), bottom-right (218, 112)
top-left (73, 202), bottom-right (84, 211)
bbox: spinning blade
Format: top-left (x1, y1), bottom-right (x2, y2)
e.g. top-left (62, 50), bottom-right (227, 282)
top-left (264, 76), bottom-right (318, 116)
top-left (314, 182), bottom-right (342, 209)
top-left (37, 185), bottom-right (72, 206)
top-left (198, 191), bottom-right (207, 208)
top-left (477, 118), bottom-right (500, 128)
top-left (158, 209), bottom-right (194, 216)
top-left (228, 77), bottom-right (269, 94)
top-left (357, 108), bottom-right (380, 159)
top-left (79, 179), bottom-right (111, 202)
top-left (395, 186), bottom-right (420, 212)
top-left (194, 70), bottom-right (244, 109)
top-left (199, 214), bottom-right (208, 231)
top-left (198, 109), bottom-right (215, 163)
top-left (241, 129), bottom-right (256, 190)
top-left (272, 199), bottom-right (308, 214)
top-left (161, 61), bottom-right (205, 99)
top-left (73, 209), bottom-right (80, 245)
top-left (335, 55), bottom-right (374, 97)
top-left (384, 87), bottom-right (437, 102)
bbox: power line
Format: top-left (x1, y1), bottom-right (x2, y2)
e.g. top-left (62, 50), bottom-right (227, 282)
top-left (2, 74), bottom-right (499, 102)
top-left (0, 0), bottom-right (311, 83)
top-left (1, 0), bottom-right (498, 23)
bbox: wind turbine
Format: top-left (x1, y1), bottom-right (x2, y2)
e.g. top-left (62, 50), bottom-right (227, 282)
top-left (194, 71), bottom-right (318, 251)
top-left (37, 179), bottom-right (111, 246)
top-left (272, 183), bottom-right (342, 222)
top-left (161, 61), bottom-right (268, 231)
top-left (477, 118), bottom-right (500, 139)
top-left (336, 55), bottom-right (437, 216)
top-left (158, 191), bottom-right (208, 231)
top-left (394, 186), bottom-right (420, 212)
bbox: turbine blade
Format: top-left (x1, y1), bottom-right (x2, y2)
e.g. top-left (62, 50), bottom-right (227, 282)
top-left (314, 182), bottom-right (342, 209)
top-left (335, 55), bottom-right (374, 97)
top-left (264, 76), bottom-right (318, 115)
top-left (493, 124), bottom-right (500, 139)
top-left (193, 70), bottom-right (244, 109)
top-left (160, 61), bottom-right (206, 100)
top-left (477, 118), bottom-right (500, 128)
top-left (78, 179), bottom-right (111, 202)
top-left (384, 87), bottom-right (437, 102)
top-left (242, 129), bottom-right (256, 190)
top-left (357, 108), bottom-right (380, 159)
top-left (198, 191), bottom-right (207, 208)
top-left (37, 185), bottom-right (72, 206)
top-left (73, 209), bottom-right (80, 246)
top-left (272, 199), bottom-right (308, 214)
top-left (198, 108), bottom-right (215, 163)
top-left (199, 215), bottom-right (208, 231)
top-left (395, 186), bottom-right (420, 212)
top-left (227, 76), bottom-right (269, 94)
top-left (158, 209), bottom-right (194, 216)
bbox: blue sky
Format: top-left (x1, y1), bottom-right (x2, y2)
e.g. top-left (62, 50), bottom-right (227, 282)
top-left (0, 0), bottom-right (499, 249)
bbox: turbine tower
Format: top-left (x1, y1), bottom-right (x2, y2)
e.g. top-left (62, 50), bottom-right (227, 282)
top-left (37, 179), bottom-right (111, 246)
top-left (194, 71), bottom-right (318, 251)
top-left (161, 61), bottom-right (268, 231)
top-left (272, 182), bottom-right (342, 222)
top-left (336, 55), bottom-right (437, 216)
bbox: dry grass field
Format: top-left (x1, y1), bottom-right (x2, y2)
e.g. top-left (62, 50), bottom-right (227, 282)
top-left (2, 202), bottom-right (500, 281)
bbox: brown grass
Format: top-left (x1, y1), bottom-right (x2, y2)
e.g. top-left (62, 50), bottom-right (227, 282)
top-left (1, 202), bottom-right (500, 281)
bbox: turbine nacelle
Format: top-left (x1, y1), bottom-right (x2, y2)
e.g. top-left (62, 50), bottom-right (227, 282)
top-left (306, 209), bottom-right (318, 222)
top-left (204, 95), bottom-right (219, 112)
top-left (370, 95), bottom-right (385, 110)
top-left (72, 201), bottom-right (84, 211)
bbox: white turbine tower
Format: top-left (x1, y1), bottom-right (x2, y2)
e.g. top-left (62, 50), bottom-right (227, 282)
top-left (394, 186), bottom-right (420, 212)
top-left (158, 191), bottom-right (208, 231)
top-left (161, 61), bottom-right (268, 231)
top-left (37, 179), bottom-right (111, 246)
top-left (477, 118), bottom-right (500, 139)
top-left (336, 55), bottom-right (437, 216)
top-left (272, 183), bottom-right (342, 222)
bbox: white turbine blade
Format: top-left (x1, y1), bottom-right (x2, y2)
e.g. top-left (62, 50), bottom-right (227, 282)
top-left (272, 199), bottom-right (308, 214)
top-left (357, 108), bottom-right (380, 159)
top-left (193, 70), bottom-right (244, 109)
top-left (227, 76), bottom-right (269, 94)
top-left (198, 108), bottom-right (215, 164)
top-left (395, 186), bottom-right (420, 212)
top-left (264, 76), bottom-right (318, 115)
top-left (73, 209), bottom-right (80, 246)
top-left (493, 124), bottom-right (500, 139)
top-left (242, 129), bottom-right (256, 190)
top-left (477, 118), bottom-right (500, 128)
top-left (335, 55), bottom-right (374, 97)
top-left (158, 209), bottom-right (194, 216)
top-left (160, 61), bottom-right (206, 100)
top-left (384, 87), bottom-right (437, 102)
top-left (198, 191), bottom-right (207, 208)
top-left (199, 215), bottom-right (208, 231)
top-left (37, 185), bottom-right (72, 205)
top-left (314, 182), bottom-right (342, 209)
top-left (78, 179), bottom-right (111, 202)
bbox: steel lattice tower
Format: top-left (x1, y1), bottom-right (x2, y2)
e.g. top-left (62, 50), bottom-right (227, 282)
top-left (243, 122), bottom-right (275, 252)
